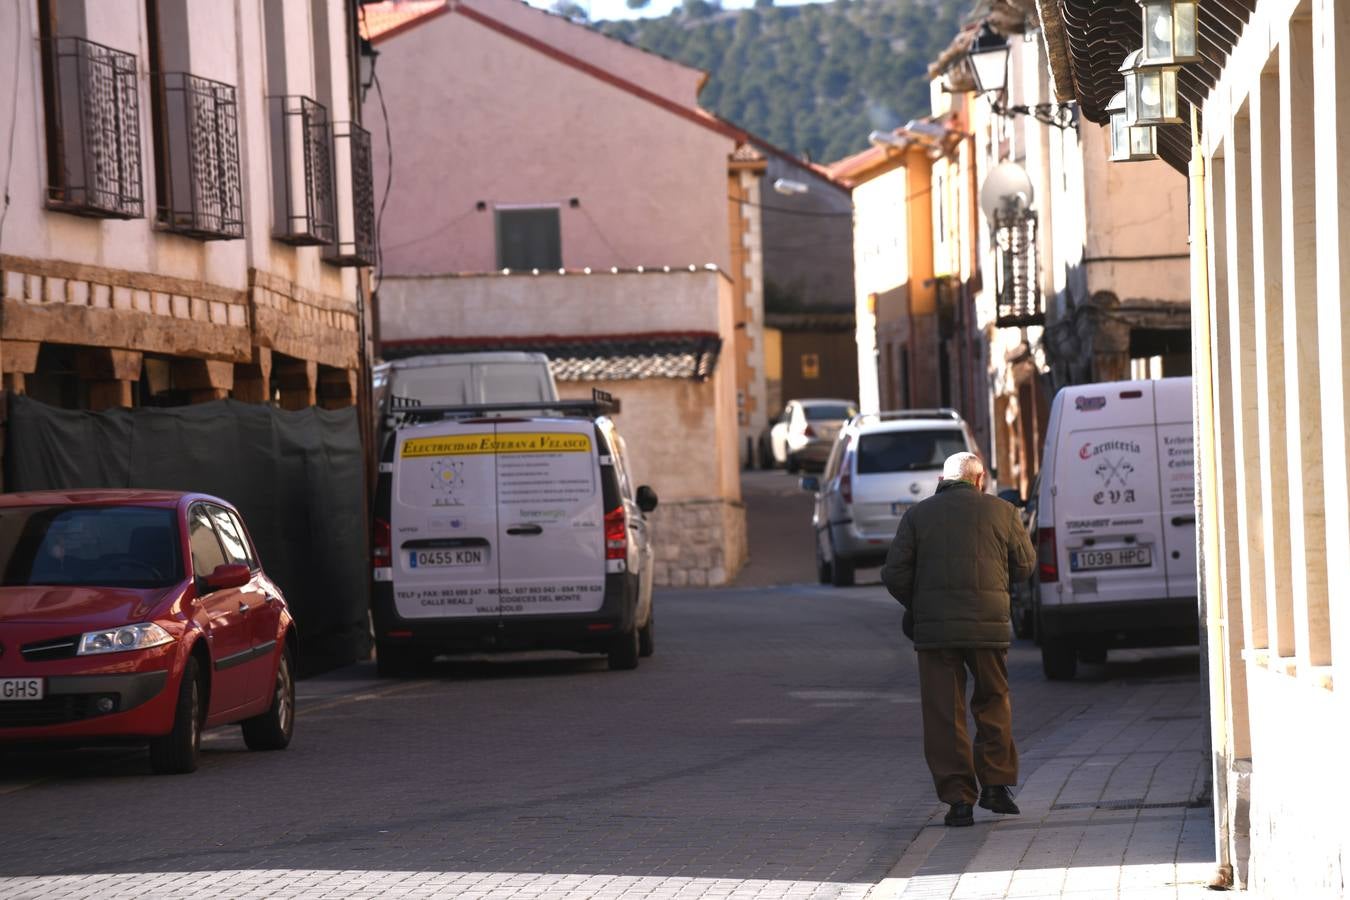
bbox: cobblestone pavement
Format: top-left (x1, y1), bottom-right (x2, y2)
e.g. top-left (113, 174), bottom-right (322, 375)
top-left (0, 474), bottom-right (1219, 898)
top-left (873, 659), bottom-right (1220, 900)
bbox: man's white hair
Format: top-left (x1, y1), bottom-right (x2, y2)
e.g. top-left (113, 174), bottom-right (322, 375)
top-left (942, 451), bottom-right (984, 482)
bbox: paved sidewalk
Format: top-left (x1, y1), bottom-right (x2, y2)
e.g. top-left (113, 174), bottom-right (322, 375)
top-left (869, 673), bottom-right (1223, 900)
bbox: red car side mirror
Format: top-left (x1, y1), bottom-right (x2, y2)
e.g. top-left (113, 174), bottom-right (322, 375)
top-left (202, 562), bottom-right (250, 592)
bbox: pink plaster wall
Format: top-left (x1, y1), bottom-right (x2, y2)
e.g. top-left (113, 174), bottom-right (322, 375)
top-left (459, 0), bottom-right (706, 110)
top-left (368, 9), bottom-right (734, 276)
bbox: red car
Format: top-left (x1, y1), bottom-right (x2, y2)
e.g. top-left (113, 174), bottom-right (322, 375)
top-left (0, 490), bottom-right (296, 774)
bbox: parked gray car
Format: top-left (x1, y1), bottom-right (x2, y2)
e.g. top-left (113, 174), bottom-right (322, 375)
top-left (801, 409), bottom-right (979, 586)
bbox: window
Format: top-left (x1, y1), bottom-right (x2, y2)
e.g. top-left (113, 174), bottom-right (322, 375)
top-left (263, 1), bottom-right (334, 245)
top-left (856, 429), bottom-right (969, 475)
top-left (496, 208), bottom-right (562, 270)
top-left (208, 506), bottom-right (254, 568)
top-left (993, 210), bottom-right (1044, 327)
top-left (804, 403), bottom-right (856, 421)
top-left (38, 0), bottom-right (143, 219)
top-left (146, 0), bottom-right (243, 239)
top-left (824, 434), bottom-right (854, 481)
top-left (0, 506), bottom-right (180, 590)
top-left (188, 505), bottom-right (227, 578)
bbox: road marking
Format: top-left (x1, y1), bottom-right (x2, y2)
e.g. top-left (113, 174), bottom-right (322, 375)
top-left (298, 678), bottom-right (436, 716)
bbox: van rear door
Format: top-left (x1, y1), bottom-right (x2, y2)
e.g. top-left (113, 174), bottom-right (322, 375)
top-left (1153, 377), bottom-right (1197, 599)
top-left (493, 419), bottom-right (606, 617)
top-left (1055, 383), bottom-right (1168, 605)
top-left (391, 421), bottom-right (502, 619)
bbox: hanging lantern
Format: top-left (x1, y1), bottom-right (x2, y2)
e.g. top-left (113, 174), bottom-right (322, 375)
top-left (1121, 49), bottom-right (1183, 126)
top-left (966, 22), bottom-right (1010, 95)
top-left (1106, 91), bottom-right (1158, 161)
top-left (1138, 0), bottom-right (1200, 65)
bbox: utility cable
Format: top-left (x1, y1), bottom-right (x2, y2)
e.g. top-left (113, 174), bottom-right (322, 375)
top-left (0, 0), bottom-right (26, 254)
top-left (372, 65), bottom-right (393, 293)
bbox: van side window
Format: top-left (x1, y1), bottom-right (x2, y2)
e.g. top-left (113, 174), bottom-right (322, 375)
top-left (188, 505), bottom-right (228, 578)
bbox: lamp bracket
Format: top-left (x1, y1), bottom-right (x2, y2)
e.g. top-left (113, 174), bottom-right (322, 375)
top-left (990, 97), bottom-right (1079, 131)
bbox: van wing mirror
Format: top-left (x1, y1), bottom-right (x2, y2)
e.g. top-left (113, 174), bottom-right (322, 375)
top-left (636, 485), bottom-right (659, 513)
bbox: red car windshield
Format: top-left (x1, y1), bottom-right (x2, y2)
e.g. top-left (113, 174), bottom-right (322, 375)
top-left (0, 505), bottom-right (183, 589)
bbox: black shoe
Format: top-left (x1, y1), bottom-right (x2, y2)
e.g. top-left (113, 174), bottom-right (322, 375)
top-left (943, 802), bottom-right (974, 827)
top-left (979, 785), bottom-right (1020, 815)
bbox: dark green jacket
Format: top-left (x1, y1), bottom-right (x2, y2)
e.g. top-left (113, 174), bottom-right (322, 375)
top-left (880, 479), bottom-right (1036, 649)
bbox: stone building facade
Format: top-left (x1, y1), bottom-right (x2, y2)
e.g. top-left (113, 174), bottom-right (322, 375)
top-left (0, 0), bottom-right (372, 416)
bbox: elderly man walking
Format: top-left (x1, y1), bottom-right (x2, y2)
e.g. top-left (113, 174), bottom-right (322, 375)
top-left (881, 451), bottom-right (1036, 827)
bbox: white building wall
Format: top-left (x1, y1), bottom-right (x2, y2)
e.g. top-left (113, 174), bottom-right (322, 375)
top-left (851, 164), bottom-right (909, 414)
top-left (1195, 0), bottom-right (1350, 891)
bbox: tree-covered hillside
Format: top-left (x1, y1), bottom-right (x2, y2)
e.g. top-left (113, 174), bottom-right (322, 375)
top-left (594, 0), bottom-right (964, 164)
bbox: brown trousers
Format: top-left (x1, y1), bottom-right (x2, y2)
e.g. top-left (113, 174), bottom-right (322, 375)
top-left (916, 648), bottom-right (1018, 805)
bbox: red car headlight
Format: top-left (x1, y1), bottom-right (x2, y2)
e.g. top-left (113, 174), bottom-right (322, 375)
top-left (77, 623), bottom-right (174, 656)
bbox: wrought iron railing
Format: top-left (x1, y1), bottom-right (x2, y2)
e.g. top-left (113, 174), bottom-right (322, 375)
top-left (268, 95), bottom-right (335, 245)
top-left (993, 211), bottom-right (1044, 328)
top-left (326, 122), bottom-right (376, 266)
top-left (153, 73), bottom-right (244, 239)
top-left (44, 36), bottom-right (143, 218)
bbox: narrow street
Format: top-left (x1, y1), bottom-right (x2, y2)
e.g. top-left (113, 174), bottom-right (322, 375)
top-left (0, 473), bottom-right (1213, 899)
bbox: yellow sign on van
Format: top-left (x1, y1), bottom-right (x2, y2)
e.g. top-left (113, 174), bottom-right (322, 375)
top-left (402, 432), bottom-right (592, 458)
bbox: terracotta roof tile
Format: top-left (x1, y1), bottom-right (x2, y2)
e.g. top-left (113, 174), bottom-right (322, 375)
top-left (358, 1), bottom-right (449, 42)
top-left (381, 332), bottom-right (723, 382)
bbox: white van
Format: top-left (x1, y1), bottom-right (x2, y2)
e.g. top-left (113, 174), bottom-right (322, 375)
top-left (373, 352), bottom-right (559, 413)
top-left (1032, 377), bottom-right (1198, 679)
top-left (370, 395), bottom-right (658, 674)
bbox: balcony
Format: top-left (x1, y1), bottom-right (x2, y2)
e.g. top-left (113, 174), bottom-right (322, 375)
top-left (325, 122), bottom-right (376, 266)
top-left (152, 73), bottom-right (244, 240)
top-left (993, 211), bottom-right (1045, 328)
top-left (268, 95), bottom-right (335, 246)
top-left (43, 36), bottom-right (143, 219)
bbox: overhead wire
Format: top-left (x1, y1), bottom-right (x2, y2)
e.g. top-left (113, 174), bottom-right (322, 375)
top-left (0, 0), bottom-right (26, 253)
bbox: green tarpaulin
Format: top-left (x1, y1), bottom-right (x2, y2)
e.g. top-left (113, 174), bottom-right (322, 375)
top-left (4, 395), bottom-right (370, 676)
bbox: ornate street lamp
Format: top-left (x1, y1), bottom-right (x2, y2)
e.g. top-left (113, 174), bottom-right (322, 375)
top-left (1120, 48), bottom-right (1183, 126)
top-left (1138, 0), bottom-right (1200, 65)
top-left (959, 22), bottom-right (1077, 129)
top-left (967, 22), bottom-right (1010, 95)
top-left (1106, 91), bottom-right (1158, 161)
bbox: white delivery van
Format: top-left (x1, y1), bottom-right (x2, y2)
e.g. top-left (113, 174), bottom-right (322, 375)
top-left (1032, 377), bottom-right (1198, 679)
top-left (373, 352), bottom-right (559, 415)
top-left (370, 393), bottom-right (657, 674)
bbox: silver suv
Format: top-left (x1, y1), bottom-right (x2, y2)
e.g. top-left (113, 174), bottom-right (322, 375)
top-left (801, 409), bottom-right (980, 587)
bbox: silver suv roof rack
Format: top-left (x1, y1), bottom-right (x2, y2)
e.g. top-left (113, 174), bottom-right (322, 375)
top-left (848, 408), bottom-right (962, 426)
